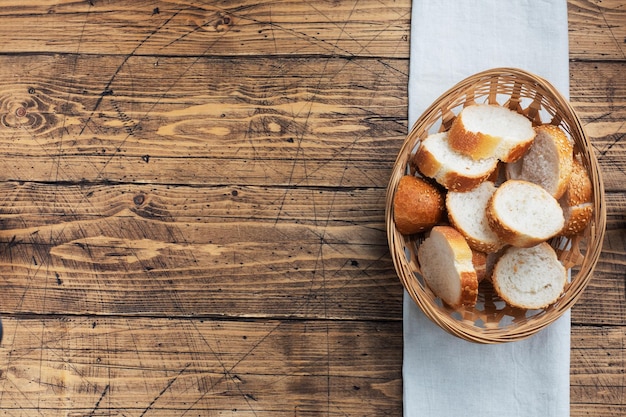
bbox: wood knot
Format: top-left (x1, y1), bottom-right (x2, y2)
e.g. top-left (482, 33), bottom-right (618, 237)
top-left (133, 194), bottom-right (146, 205)
top-left (215, 13), bottom-right (234, 32)
top-left (0, 91), bottom-right (52, 132)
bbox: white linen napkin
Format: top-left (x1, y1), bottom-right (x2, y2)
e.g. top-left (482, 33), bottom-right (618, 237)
top-left (404, 1), bottom-right (571, 416)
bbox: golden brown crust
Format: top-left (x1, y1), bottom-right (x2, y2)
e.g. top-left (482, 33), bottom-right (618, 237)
top-left (501, 139), bottom-right (534, 163)
top-left (413, 144), bottom-right (497, 192)
top-left (485, 190), bottom-right (549, 248)
top-left (412, 144), bottom-right (441, 178)
top-left (462, 235), bottom-right (502, 254)
top-left (471, 249), bottom-right (488, 283)
top-left (563, 155), bottom-right (593, 206)
top-left (459, 270), bottom-right (479, 307)
top-left (559, 155), bottom-right (593, 236)
top-left (540, 124), bottom-right (574, 199)
top-left (561, 203), bottom-right (593, 236)
top-left (393, 175), bottom-right (445, 235)
top-left (426, 226), bottom-right (478, 307)
top-left (448, 114), bottom-right (500, 160)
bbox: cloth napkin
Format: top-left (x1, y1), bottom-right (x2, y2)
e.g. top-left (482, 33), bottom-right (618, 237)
top-left (404, 1), bottom-right (571, 416)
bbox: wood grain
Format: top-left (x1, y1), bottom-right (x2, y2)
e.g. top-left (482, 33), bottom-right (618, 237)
top-left (0, 0), bottom-right (411, 58)
top-left (0, 315), bottom-right (402, 415)
top-left (0, 0), bottom-right (624, 416)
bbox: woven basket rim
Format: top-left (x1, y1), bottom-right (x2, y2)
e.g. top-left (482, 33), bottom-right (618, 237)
top-left (386, 67), bottom-right (606, 344)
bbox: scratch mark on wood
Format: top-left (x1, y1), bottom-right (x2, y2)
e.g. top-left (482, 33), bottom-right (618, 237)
top-left (88, 384), bottom-right (109, 416)
top-left (139, 363), bottom-right (189, 417)
top-left (78, 9), bottom-right (182, 136)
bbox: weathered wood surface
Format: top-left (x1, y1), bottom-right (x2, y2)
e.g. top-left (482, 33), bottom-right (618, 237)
top-left (0, 1), bottom-right (623, 416)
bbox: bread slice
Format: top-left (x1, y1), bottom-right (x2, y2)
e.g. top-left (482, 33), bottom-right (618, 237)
top-left (393, 175), bottom-right (445, 235)
top-left (448, 104), bottom-right (536, 162)
top-left (413, 131), bottom-right (498, 191)
top-left (446, 181), bottom-right (505, 253)
top-left (492, 243), bottom-right (567, 309)
top-left (560, 156), bottom-right (593, 236)
top-left (417, 226), bottom-right (478, 308)
top-left (471, 249), bottom-right (488, 283)
top-left (506, 124), bottom-right (573, 199)
top-left (486, 180), bottom-right (564, 247)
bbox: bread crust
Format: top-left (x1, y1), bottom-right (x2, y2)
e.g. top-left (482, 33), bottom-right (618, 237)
top-left (486, 180), bottom-right (564, 248)
top-left (559, 156), bottom-right (593, 236)
top-left (448, 117), bottom-right (500, 160)
top-left (561, 202), bottom-right (593, 236)
top-left (541, 124), bottom-right (574, 199)
top-left (446, 181), bottom-right (505, 253)
top-left (562, 156), bottom-right (593, 206)
top-left (448, 104), bottom-right (535, 162)
top-left (393, 175), bottom-right (445, 235)
top-left (413, 140), bottom-right (497, 192)
top-left (492, 243), bottom-right (566, 309)
top-left (418, 226), bottom-right (478, 308)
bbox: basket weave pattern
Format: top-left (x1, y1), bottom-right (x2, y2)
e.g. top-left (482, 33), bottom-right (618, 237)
top-left (386, 68), bottom-right (606, 343)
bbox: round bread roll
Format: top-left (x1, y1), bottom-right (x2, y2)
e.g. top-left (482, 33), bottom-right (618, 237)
top-left (393, 175), bottom-right (445, 235)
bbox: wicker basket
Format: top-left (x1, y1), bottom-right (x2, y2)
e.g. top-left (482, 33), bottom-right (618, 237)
top-left (386, 68), bottom-right (606, 344)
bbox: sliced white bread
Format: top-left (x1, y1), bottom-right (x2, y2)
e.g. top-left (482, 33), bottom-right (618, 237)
top-left (413, 131), bottom-right (498, 192)
top-left (393, 175), bottom-right (445, 235)
top-left (506, 124), bottom-right (573, 199)
top-left (492, 243), bottom-right (567, 309)
top-left (446, 181), bottom-right (505, 253)
top-left (486, 180), bottom-right (564, 247)
top-left (559, 156), bottom-right (594, 236)
top-left (417, 226), bottom-right (479, 308)
top-left (448, 104), bottom-right (536, 162)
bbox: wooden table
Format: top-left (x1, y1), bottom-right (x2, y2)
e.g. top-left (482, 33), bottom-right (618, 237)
top-left (0, 1), bottom-right (623, 416)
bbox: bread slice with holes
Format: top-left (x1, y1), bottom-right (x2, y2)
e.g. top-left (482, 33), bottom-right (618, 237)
top-left (446, 181), bottom-right (505, 253)
top-left (486, 180), bottom-right (564, 247)
top-left (413, 131), bottom-right (498, 192)
top-left (506, 124), bottom-right (573, 199)
top-left (448, 104), bottom-right (536, 162)
top-left (492, 243), bottom-right (567, 309)
top-left (559, 155), bottom-right (594, 236)
top-left (417, 226), bottom-right (478, 308)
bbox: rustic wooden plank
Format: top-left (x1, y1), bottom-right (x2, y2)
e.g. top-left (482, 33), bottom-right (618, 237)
top-left (0, 0), bottom-right (411, 58)
top-left (569, 61), bottom-right (626, 193)
top-left (568, 0), bottom-right (626, 61)
top-left (0, 54), bottom-right (407, 187)
top-left (0, 315), bottom-right (403, 415)
top-left (571, 326), bottom-right (626, 409)
top-left (0, 181), bottom-right (401, 320)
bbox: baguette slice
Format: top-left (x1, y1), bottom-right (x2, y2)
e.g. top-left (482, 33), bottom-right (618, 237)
top-left (560, 156), bottom-right (593, 236)
top-left (492, 243), bottom-right (567, 309)
top-left (487, 180), bottom-right (564, 247)
top-left (393, 175), bottom-right (445, 235)
top-left (446, 181), bottom-right (505, 253)
top-left (417, 226), bottom-right (478, 308)
top-left (413, 131), bottom-right (498, 191)
top-left (448, 104), bottom-right (536, 162)
top-left (506, 124), bottom-right (573, 199)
